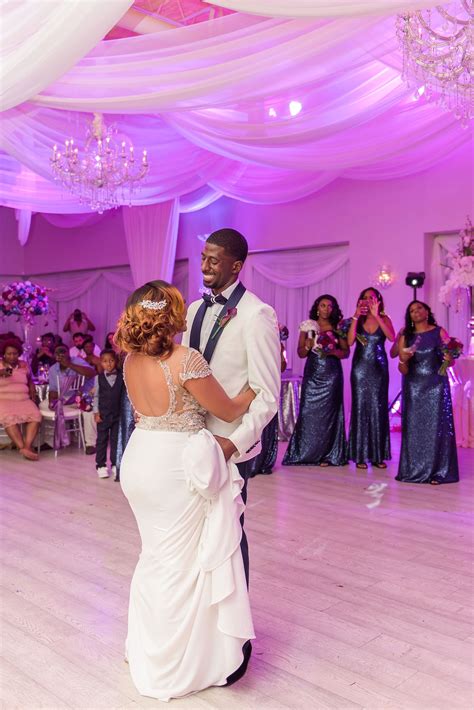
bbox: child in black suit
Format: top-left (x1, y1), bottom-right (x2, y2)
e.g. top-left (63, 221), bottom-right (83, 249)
top-left (93, 350), bottom-right (124, 480)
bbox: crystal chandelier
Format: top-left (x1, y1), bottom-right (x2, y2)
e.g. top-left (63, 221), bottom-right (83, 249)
top-left (50, 113), bottom-right (149, 213)
top-left (397, 1), bottom-right (473, 126)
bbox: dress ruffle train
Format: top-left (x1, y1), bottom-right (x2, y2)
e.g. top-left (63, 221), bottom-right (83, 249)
top-left (121, 428), bottom-right (254, 702)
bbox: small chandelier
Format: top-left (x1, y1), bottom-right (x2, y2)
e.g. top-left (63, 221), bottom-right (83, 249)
top-left (374, 265), bottom-right (395, 289)
top-left (397, 1), bottom-right (473, 127)
top-left (50, 113), bottom-right (149, 213)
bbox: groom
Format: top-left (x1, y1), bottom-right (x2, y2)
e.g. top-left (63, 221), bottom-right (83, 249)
top-left (182, 228), bottom-right (280, 678)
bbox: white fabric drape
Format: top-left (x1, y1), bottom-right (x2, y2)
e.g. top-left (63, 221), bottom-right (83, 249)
top-left (122, 200), bottom-right (180, 286)
top-left (14, 208), bottom-right (32, 246)
top-left (241, 245), bottom-right (349, 374)
top-left (204, 0), bottom-right (439, 17)
top-left (430, 235), bottom-right (471, 345)
top-left (0, 0), bottom-right (133, 112)
top-left (206, 0), bottom-right (438, 18)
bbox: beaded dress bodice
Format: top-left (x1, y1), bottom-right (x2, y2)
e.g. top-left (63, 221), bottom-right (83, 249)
top-left (124, 348), bottom-right (212, 433)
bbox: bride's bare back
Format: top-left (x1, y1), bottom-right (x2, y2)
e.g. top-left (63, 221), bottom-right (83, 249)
top-left (124, 345), bottom-right (254, 431)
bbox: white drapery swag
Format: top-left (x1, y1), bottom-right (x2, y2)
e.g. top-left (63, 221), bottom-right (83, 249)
top-left (122, 200), bottom-right (180, 286)
top-left (0, 0), bottom-right (133, 112)
top-left (429, 234), bottom-right (470, 346)
top-left (241, 245), bottom-right (349, 375)
top-left (206, 0), bottom-right (438, 18)
top-left (0, 260), bottom-right (189, 347)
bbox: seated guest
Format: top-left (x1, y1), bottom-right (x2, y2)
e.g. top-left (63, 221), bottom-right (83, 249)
top-left (396, 300), bottom-right (459, 485)
top-left (93, 350), bottom-right (124, 480)
top-left (70, 333), bottom-right (101, 360)
top-left (63, 309), bottom-right (96, 339)
top-left (39, 345), bottom-right (97, 454)
top-left (31, 332), bottom-right (56, 375)
top-left (0, 340), bottom-right (41, 460)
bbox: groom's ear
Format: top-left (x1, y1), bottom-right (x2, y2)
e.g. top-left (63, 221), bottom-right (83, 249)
top-left (232, 260), bottom-right (243, 275)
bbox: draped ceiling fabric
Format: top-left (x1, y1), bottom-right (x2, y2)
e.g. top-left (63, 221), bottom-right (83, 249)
top-left (0, 1), bottom-right (470, 215)
top-left (206, 0), bottom-right (439, 17)
top-left (0, 0), bottom-right (133, 112)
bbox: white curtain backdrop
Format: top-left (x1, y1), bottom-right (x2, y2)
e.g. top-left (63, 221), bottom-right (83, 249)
top-left (0, 260), bottom-right (189, 347)
top-left (0, 0), bottom-right (133, 112)
top-left (207, 0), bottom-right (438, 18)
top-left (241, 245), bottom-right (349, 375)
top-left (122, 200), bottom-right (180, 286)
top-left (429, 234), bottom-right (470, 345)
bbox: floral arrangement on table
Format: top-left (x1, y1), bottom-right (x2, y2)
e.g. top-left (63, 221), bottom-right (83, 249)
top-left (0, 280), bottom-right (49, 324)
top-left (75, 391), bottom-right (93, 412)
top-left (438, 337), bottom-right (464, 376)
top-left (439, 217), bottom-right (474, 308)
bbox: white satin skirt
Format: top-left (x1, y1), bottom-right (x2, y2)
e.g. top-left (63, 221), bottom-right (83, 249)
top-left (120, 428), bottom-right (254, 702)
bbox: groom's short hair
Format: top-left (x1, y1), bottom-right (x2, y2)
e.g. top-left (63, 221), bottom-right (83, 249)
top-left (207, 228), bottom-right (248, 263)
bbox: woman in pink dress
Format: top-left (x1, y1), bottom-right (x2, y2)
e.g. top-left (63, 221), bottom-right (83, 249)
top-left (0, 339), bottom-right (41, 460)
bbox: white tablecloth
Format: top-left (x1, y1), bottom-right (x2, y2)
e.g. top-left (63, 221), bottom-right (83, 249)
top-left (449, 356), bottom-right (474, 448)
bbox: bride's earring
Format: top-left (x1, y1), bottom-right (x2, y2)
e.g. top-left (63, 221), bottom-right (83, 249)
top-left (316, 311), bottom-right (319, 318)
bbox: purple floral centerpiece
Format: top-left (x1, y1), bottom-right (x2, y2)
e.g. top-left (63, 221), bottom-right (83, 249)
top-left (1, 280), bottom-right (49, 324)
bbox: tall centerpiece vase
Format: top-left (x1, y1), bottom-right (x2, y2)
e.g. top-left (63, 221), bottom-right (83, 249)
top-left (22, 321), bottom-right (32, 364)
top-left (469, 286), bottom-right (474, 356)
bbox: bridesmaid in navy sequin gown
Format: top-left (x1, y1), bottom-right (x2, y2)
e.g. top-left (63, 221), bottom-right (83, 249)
top-left (396, 300), bottom-right (459, 484)
top-left (283, 295), bottom-right (348, 467)
top-left (347, 287), bottom-right (395, 469)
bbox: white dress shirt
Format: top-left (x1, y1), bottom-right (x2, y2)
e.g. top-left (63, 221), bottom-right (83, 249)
top-left (199, 281), bottom-right (240, 353)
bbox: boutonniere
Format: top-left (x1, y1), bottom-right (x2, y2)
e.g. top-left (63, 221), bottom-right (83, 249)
top-left (211, 307), bottom-right (238, 338)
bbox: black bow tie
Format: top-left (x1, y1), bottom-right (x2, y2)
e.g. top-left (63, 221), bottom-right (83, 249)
top-left (105, 372), bottom-right (116, 378)
top-left (202, 292), bottom-right (228, 307)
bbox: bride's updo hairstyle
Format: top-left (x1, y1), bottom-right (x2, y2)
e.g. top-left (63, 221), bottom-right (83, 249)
top-left (115, 280), bottom-right (185, 358)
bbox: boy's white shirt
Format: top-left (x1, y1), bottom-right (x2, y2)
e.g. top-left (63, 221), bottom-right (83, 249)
top-left (182, 286), bottom-right (281, 463)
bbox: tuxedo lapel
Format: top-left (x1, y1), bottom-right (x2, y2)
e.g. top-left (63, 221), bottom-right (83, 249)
top-left (189, 301), bottom-right (207, 351)
top-left (203, 282), bottom-right (246, 364)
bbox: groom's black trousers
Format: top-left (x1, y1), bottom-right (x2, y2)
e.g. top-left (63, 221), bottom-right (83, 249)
top-left (236, 459), bottom-right (254, 588)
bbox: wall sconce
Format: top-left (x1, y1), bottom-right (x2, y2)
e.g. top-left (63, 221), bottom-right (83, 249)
top-left (374, 265), bottom-right (395, 289)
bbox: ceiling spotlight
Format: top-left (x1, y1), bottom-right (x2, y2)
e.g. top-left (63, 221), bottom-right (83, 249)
top-left (289, 100), bottom-right (302, 116)
top-left (268, 107), bottom-right (277, 118)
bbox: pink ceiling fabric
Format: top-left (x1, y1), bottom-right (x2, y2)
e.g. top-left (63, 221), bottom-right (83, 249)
top-left (206, 0), bottom-right (439, 18)
top-left (0, 3), bottom-right (470, 213)
top-left (0, 0), bottom-right (133, 112)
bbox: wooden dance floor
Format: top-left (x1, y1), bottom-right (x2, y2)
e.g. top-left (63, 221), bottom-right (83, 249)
top-left (1, 435), bottom-right (473, 709)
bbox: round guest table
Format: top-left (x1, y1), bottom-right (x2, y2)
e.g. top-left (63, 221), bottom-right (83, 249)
top-left (278, 373), bottom-right (302, 441)
top-left (449, 356), bottom-right (474, 448)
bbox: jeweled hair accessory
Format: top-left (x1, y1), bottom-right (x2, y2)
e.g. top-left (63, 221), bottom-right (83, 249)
top-left (138, 299), bottom-right (167, 311)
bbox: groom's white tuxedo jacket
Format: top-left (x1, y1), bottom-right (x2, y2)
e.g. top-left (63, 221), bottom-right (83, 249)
top-left (182, 283), bottom-right (281, 464)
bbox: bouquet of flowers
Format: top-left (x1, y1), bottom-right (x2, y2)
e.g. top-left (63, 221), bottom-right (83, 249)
top-left (439, 217), bottom-right (474, 307)
top-left (314, 330), bottom-right (338, 356)
top-left (438, 337), bottom-right (463, 376)
top-left (336, 318), bottom-right (367, 346)
top-left (0, 280), bottom-right (49, 324)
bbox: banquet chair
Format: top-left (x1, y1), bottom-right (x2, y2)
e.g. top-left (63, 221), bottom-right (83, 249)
top-left (38, 375), bottom-right (86, 457)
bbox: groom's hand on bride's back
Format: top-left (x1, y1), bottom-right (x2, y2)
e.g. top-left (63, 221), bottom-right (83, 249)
top-left (214, 435), bottom-right (238, 462)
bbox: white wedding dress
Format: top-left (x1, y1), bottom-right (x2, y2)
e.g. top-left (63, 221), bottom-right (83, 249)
top-left (120, 347), bottom-right (254, 702)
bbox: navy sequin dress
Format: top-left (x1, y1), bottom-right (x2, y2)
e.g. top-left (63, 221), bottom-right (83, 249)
top-left (348, 325), bottom-right (391, 464)
top-left (396, 327), bottom-right (459, 484)
top-left (283, 336), bottom-right (347, 466)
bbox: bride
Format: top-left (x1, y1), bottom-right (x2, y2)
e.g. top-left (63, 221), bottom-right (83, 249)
top-left (114, 280), bottom-right (255, 702)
